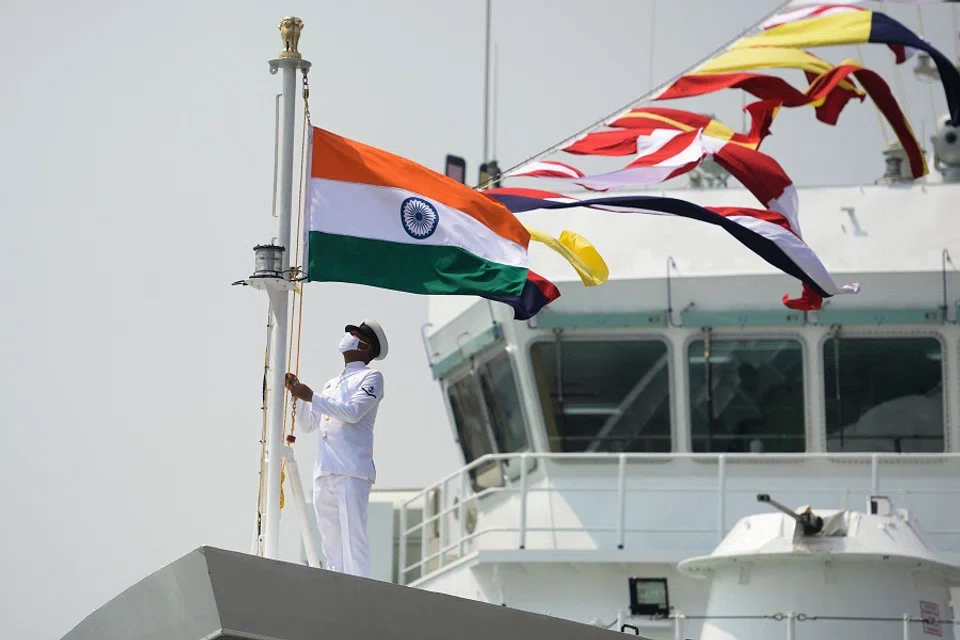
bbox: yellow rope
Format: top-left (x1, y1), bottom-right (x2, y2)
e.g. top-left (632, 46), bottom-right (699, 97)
top-left (288, 91), bottom-right (310, 417)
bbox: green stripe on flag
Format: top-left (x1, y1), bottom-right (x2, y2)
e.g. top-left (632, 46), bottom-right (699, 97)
top-left (306, 231), bottom-right (529, 297)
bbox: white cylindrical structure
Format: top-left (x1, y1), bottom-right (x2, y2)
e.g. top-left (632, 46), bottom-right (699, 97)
top-left (262, 61), bottom-right (297, 561)
top-left (678, 504), bottom-right (960, 640)
top-left (262, 19), bottom-right (311, 560)
top-left (694, 561), bottom-right (952, 640)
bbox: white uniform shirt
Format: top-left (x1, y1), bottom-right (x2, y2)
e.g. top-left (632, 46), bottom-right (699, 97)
top-left (294, 361), bottom-right (384, 482)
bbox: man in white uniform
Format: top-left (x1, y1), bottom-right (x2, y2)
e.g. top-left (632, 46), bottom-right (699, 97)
top-left (284, 319), bottom-right (388, 578)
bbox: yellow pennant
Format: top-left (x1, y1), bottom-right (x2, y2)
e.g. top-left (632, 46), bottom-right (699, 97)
top-left (526, 227), bottom-right (609, 287)
top-left (697, 46), bottom-right (864, 97)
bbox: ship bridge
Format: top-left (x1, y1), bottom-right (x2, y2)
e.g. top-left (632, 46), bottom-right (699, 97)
top-left (389, 181), bottom-right (960, 609)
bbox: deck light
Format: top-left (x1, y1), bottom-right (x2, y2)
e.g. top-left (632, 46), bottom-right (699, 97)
top-left (628, 577), bottom-right (670, 617)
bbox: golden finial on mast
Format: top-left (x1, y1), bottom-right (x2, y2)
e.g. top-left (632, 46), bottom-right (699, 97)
top-left (278, 16), bottom-right (304, 59)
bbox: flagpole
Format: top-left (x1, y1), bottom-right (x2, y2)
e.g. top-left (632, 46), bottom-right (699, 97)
top-left (261, 16), bottom-right (311, 561)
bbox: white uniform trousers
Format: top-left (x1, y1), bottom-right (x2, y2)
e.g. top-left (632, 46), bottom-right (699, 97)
top-left (313, 473), bottom-right (372, 578)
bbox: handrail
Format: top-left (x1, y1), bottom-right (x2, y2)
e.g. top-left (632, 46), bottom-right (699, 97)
top-left (661, 611), bottom-right (959, 640)
top-left (396, 451), bottom-right (960, 585)
top-left (399, 451), bottom-right (960, 508)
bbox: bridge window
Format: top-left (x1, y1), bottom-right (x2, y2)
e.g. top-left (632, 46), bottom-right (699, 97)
top-left (447, 374), bottom-right (500, 490)
top-left (530, 338), bottom-right (672, 452)
top-left (687, 337), bottom-right (805, 453)
top-left (477, 351), bottom-right (531, 455)
top-left (823, 336), bottom-right (944, 452)
top-left (446, 350), bottom-right (531, 491)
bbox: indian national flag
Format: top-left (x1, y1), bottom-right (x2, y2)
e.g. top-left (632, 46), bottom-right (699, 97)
top-left (303, 127), bottom-right (560, 320)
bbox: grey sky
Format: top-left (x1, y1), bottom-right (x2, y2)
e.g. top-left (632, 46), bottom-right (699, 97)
top-left (2, 0), bottom-right (957, 638)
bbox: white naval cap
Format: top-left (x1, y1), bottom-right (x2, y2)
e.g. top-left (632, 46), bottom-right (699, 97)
top-left (345, 318), bottom-right (388, 361)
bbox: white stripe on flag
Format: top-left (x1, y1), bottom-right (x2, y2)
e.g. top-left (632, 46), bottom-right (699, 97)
top-left (307, 178), bottom-right (529, 268)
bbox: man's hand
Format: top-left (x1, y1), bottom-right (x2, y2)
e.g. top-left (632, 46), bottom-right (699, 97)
top-left (285, 372), bottom-right (313, 401)
top-left (291, 383), bottom-right (313, 401)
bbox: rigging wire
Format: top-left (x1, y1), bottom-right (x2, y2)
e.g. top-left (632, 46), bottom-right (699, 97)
top-left (954, 4), bottom-right (960, 63)
top-left (474, 0), bottom-right (795, 189)
top-left (915, 6), bottom-right (940, 128)
top-left (492, 42), bottom-right (499, 160)
top-left (881, 1), bottom-right (913, 128)
top-left (483, 0), bottom-right (492, 161)
top-left (648, 0), bottom-right (657, 100)
top-left (857, 44), bottom-right (894, 145)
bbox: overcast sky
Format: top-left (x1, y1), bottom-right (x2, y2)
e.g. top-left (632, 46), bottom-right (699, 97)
top-left (2, 0), bottom-right (957, 638)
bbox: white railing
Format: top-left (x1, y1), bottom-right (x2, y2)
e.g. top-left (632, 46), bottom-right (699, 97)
top-left (618, 612), bottom-right (959, 640)
top-left (397, 452), bottom-right (960, 585)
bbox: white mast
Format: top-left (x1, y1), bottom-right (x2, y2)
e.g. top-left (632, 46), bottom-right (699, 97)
top-left (242, 17), bottom-right (311, 561)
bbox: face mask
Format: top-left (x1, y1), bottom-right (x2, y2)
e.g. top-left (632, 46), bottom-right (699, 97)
top-left (338, 333), bottom-right (360, 353)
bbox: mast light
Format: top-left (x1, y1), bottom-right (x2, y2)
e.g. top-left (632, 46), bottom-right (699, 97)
top-left (232, 243), bottom-right (297, 292)
top-left (252, 244), bottom-right (285, 279)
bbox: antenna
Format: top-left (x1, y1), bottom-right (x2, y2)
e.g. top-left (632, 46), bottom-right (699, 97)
top-left (482, 0), bottom-right (492, 162)
top-left (492, 42), bottom-right (500, 160)
top-left (757, 493), bottom-right (824, 535)
top-left (648, 0), bottom-right (657, 92)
